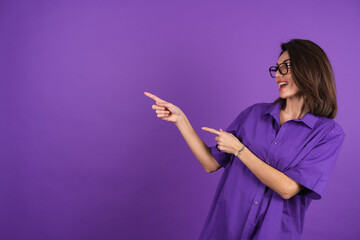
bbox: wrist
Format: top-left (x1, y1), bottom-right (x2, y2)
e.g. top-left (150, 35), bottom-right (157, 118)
top-left (175, 113), bottom-right (187, 127)
top-left (234, 144), bottom-right (246, 158)
top-left (232, 142), bottom-right (243, 155)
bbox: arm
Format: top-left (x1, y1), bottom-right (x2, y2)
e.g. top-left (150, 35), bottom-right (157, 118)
top-left (235, 146), bottom-right (304, 200)
top-left (144, 92), bottom-right (220, 173)
top-left (201, 127), bottom-right (303, 199)
top-left (175, 114), bottom-right (221, 173)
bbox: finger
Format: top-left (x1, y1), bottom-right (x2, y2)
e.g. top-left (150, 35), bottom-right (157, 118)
top-left (152, 105), bottom-right (165, 110)
top-left (156, 110), bottom-right (170, 114)
top-left (201, 127), bottom-right (221, 135)
top-left (144, 92), bottom-right (163, 102)
top-left (156, 101), bottom-right (171, 108)
top-left (157, 113), bottom-right (169, 118)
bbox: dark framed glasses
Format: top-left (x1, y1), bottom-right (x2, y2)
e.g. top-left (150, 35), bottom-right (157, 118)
top-left (269, 59), bottom-right (290, 78)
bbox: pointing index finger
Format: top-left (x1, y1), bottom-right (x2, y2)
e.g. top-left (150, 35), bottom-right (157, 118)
top-left (144, 91), bottom-right (163, 102)
top-left (201, 127), bottom-right (221, 135)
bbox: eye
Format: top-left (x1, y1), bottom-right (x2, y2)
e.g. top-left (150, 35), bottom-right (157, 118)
top-left (279, 64), bottom-right (287, 72)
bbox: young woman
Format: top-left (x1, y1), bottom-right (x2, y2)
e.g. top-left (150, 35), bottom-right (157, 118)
top-left (144, 39), bottom-right (345, 240)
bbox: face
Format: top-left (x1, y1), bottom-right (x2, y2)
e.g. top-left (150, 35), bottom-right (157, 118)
top-left (275, 51), bottom-right (301, 99)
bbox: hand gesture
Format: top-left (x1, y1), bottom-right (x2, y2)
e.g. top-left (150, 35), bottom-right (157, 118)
top-left (144, 91), bottom-right (184, 123)
top-left (201, 127), bottom-right (244, 155)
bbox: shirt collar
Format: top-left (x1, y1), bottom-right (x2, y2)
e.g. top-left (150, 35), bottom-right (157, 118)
top-left (263, 99), bottom-right (318, 129)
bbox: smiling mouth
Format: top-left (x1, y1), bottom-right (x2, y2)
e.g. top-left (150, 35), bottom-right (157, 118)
top-left (279, 83), bottom-right (288, 90)
top-left (279, 82), bottom-right (288, 89)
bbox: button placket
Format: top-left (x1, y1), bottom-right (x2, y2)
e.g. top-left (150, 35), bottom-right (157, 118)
top-left (267, 124), bottom-right (287, 167)
top-left (242, 183), bottom-right (264, 239)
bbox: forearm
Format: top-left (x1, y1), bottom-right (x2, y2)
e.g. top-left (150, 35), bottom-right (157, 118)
top-left (236, 146), bottom-right (300, 199)
top-left (175, 114), bottom-right (219, 172)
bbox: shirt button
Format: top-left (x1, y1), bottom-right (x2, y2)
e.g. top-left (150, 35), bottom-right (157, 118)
top-left (254, 201), bottom-right (258, 205)
top-left (267, 161), bottom-right (270, 164)
top-left (274, 142), bottom-right (277, 144)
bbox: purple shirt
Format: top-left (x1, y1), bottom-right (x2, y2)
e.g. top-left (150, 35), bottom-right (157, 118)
top-left (199, 99), bottom-right (346, 240)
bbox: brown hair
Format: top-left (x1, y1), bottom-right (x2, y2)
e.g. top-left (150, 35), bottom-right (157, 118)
top-left (272, 39), bottom-right (338, 119)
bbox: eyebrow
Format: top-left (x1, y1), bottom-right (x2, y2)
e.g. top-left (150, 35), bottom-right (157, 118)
top-left (276, 59), bottom-right (290, 66)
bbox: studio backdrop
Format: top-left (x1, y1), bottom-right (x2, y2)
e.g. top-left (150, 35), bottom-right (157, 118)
top-left (0, 0), bottom-right (359, 239)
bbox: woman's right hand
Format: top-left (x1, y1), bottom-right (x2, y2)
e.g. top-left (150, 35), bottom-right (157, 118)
top-left (144, 91), bottom-right (184, 123)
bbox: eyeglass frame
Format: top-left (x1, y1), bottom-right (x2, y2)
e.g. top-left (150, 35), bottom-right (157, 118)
top-left (269, 59), bottom-right (290, 78)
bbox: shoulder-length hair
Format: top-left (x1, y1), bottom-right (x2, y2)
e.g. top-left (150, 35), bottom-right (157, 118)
top-left (272, 39), bottom-right (338, 119)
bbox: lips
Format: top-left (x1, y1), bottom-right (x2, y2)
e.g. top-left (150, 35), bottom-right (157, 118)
top-left (278, 81), bottom-right (288, 89)
top-left (279, 84), bottom-right (288, 90)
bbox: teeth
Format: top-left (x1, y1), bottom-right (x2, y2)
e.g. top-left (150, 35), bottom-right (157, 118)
top-left (279, 82), bottom-right (288, 86)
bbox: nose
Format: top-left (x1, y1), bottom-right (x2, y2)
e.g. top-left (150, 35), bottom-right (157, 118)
top-left (274, 69), bottom-right (282, 78)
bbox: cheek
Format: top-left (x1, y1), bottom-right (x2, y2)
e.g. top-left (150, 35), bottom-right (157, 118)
top-left (285, 78), bottom-right (300, 93)
top-left (285, 75), bottom-right (298, 88)
top-left (285, 74), bottom-right (294, 82)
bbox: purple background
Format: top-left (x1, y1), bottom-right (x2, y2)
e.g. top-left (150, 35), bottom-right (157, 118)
top-left (1, 0), bottom-right (359, 239)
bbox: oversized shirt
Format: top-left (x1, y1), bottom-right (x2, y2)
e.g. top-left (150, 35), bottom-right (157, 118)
top-left (199, 99), bottom-right (346, 240)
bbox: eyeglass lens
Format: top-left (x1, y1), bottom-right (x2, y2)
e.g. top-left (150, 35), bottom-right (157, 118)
top-left (269, 63), bottom-right (289, 78)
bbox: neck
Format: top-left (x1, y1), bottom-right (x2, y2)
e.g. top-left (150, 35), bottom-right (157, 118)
top-left (283, 95), bottom-right (307, 119)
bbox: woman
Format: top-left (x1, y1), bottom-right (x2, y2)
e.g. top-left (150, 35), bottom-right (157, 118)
top-left (144, 39), bottom-right (345, 240)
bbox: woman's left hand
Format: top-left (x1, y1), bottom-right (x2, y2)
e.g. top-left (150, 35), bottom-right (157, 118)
top-left (202, 127), bottom-right (244, 155)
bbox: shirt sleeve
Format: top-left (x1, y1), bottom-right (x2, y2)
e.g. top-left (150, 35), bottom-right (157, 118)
top-left (209, 104), bottom-right (254, 168)
top-left (283, 124), bottom-right (346, 200)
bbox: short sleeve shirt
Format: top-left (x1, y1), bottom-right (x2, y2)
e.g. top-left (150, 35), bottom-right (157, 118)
top-left (199, 99), bottom-right (346, 240)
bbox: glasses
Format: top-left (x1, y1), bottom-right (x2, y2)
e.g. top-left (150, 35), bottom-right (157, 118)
top-left (269, 59), bottom-right (290, 78)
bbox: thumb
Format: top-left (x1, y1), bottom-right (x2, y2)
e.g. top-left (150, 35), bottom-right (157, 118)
top-left (220, 128), bottom-right (223, 132)
top-left (157, 101), bottom-right (171, 108)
